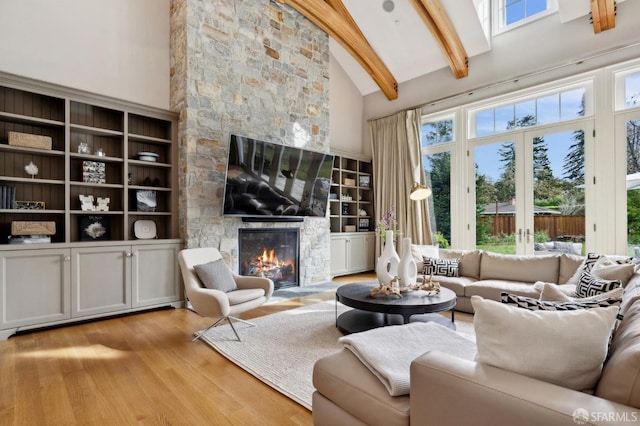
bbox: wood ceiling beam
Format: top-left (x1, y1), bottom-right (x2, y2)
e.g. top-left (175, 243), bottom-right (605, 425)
top-left (280, 0), bottom-right (398, 100)
top-left (591, 0), bottom-right (616, 34)
top-left (408, 0), bottom-right (468, 79)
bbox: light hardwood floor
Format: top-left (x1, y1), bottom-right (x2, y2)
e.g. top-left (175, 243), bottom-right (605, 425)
top-left (0, 272), bottom-right (472, 425)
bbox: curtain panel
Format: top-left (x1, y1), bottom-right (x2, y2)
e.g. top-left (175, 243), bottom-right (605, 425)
top-left (369, 108), bottom-right (432, 255)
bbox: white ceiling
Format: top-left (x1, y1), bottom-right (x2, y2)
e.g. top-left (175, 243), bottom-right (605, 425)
top-left (329, 0), bottom-right (624, 97)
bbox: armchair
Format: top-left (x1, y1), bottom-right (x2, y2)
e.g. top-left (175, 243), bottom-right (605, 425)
top-left (178, 247), bottom-right (274, 341)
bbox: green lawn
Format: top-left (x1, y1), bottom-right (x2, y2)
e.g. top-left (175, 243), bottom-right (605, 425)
top-left (476, 244), bottom-right (515, 254)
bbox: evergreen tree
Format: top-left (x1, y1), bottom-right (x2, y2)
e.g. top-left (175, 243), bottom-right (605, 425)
top-left (563, 97), bottom-right (586, 185)
top-left (495, 142), bottom-right (515, 202)
top-left (425, 152), bottom-right (451, 243)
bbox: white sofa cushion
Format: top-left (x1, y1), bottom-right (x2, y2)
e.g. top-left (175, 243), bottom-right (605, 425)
top-left (471, 295), bottom-right (619, 391)
top-left (480, 251), bottom-right (559, 283)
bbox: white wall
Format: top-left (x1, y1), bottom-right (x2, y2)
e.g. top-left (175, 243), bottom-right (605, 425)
top-left (329, 53), bottom-right (367, 157)
top-left (0, 0), bottom-right (170, 109)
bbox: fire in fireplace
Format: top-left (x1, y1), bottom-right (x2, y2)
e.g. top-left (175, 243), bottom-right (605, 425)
top-left (238, 228), bottom-right (299, 289)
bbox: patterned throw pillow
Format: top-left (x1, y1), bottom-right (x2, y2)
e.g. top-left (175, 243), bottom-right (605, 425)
top-left (422, 256), bottom-right (459, 277)
top-left (576, 271), bottom-right (622, 298)
top-left (501, 292), bottom-right (622, 311)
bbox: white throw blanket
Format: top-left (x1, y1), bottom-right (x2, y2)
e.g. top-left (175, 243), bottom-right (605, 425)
top-left (339, 322), bottom-right (477, 396)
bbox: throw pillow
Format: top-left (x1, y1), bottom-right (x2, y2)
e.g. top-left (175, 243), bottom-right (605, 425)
top-left (411, 244), bottom-right (439, 270)
top-left (471, 295), bottom-right (619, 391)
top-left (565, 253), bottom-right (632, 285)
top-left (422, 256), bottom-right (459, 277)
top-left (194, 259), bottom-right (238, 293)
top-left (538, 282), bottom-right (625, 303)
top-left (537, 282), bottom-right (573, 302)
top-left (501, 292), bottom-right (622, 310)
top-left (576, 271), bottom-right (622, 298)
top-left (591, 256), bottom-right (635, 287)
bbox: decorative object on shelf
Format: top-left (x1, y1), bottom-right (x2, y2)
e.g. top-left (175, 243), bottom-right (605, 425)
top-left (11, 221), bottom-right (56, 236)
top-left (0, 184), bottom-right (16, 209)
top-left (95, 197), bottom-right (110, 212)
top-left (8, 131), bottom-right (52, 150)
top-left (95, 148), bottom-right (105, 157)
top-left (79, 195), bottom-right (96, 211)
top-left (82, 160), bottom-right (106, 184)
top-left (414, 274), bottom-right (441, 294)
top-left (375, 231), bottom-right (400, 285)
top-left (342, 203), bottom-right (349, 215)
top-left (137, 151), bottom-right (159, 162)
top-left (359, 218), bottom-right (370, 230)
top-left (80, 215), bottom-right (111, 240)
top-left (15, 201), bottom-right (45, 210)
top-left (134, 220), bottom-right (157, 239)
top-left (398, 237), bottom-right (418, 287)
top-left (359, 175), bottom-right (371, 187)
top-left (136, 190), bottom-right (157, 212)
top-left (340, 193), bottom-right (352, 201)
top-left (358, 208), bottom-right (367, 216)
top-left (128, 172), bottom-right (132, 185)
top-left (24, 161), bottom-right (38, 178)
top-left (370, 276), bottom-right (402, 298)
top-left (78, 142), bottom-right (91, 154)
top-left (329, 193), bottom-right (338, 200)
top-left (343, 225), bottom-right (356, 232)
top-left (409, 182), bottom-right (432, 200)
top-left (343, 177), bottom-right (356, 186)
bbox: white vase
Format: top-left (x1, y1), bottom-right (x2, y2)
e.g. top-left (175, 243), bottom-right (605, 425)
top-left (398, 237), bottom-right (417, 287)
top-left (376, 232), bottom-right (400, 285)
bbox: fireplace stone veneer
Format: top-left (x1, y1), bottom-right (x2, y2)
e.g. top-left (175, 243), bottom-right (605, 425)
top-left (238, 228), bottom-right (300, 290)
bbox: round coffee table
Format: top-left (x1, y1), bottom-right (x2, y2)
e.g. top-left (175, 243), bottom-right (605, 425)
top-left (335, 281), bottom-right (457, 334)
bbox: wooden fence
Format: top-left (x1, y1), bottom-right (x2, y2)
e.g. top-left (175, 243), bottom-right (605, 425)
top-left (479, 215), bottom-right (585, 240)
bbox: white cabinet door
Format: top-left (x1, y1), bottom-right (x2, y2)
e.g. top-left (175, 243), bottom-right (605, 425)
top-left (349, 235), bottom-right (368, 272)
top-left (364, 233), bottom-right (376, 270)
top-left (330, 235), bottom-right (349, 276)
top-left (0, 248), bottom-right (71, 329)
top-left (71, 246), bottom-right (131, 317)
top-left (132, 243), bottom-right (181, 308)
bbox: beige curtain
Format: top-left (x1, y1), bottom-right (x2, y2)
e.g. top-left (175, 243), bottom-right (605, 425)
top-left (369, 108), bottom-right (432, 255)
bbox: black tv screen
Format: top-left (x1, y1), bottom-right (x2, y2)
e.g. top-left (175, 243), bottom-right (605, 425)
top-left (223, 134), bottom-right (334, 218)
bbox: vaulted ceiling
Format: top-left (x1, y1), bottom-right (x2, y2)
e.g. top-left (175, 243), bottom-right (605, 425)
top-left (281, 0), bottom-right (620, 100)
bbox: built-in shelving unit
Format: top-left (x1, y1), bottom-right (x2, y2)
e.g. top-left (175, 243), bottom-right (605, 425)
top-left (0, 73), bottom-right (182, 340)
top-left (329, 152), bottom-right (376, 277)
top-left (329, 153), bottom-right (374, 233)
top-left (0, 76), bottom-right (179, 243)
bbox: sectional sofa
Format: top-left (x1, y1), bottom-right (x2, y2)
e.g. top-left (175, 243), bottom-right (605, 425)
top-left (434, 249), bottom-right (584, 313)
top-left (312, 251), bottom-right (640, 425)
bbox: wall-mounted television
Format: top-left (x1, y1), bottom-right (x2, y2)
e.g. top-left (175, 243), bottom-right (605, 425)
top-left (223, 134), bottom-right (334, 219)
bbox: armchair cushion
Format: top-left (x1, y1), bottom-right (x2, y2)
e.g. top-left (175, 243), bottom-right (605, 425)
top-left (194, 259), bottom-right (238, 293)
top-left (471, 295), bottom-right (619, 391)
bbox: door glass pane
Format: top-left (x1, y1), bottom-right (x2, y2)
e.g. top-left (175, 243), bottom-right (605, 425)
top-left (532, 130), bottom-right (585, 256)
top-left (627, 119), bottom-right (640, 255)
top-left (424, 152), bottom-right (451, 248)
top-left (475, 142), bottom-right (516, 254)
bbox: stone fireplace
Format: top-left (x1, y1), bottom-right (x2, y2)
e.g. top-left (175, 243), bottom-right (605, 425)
top-left (238, 228), bottom-right (299, 289)
top-left (170, 0), bottom-right (331, 286)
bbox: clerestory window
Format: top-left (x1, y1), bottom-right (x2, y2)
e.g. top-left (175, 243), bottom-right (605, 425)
top-left (493, 0), bottom-right (557, 35)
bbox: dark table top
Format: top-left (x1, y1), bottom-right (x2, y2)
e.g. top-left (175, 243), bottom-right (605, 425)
top-left (336, 281), bottom-right (457, 316)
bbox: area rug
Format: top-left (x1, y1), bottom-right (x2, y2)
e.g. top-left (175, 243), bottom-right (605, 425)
top-left (199, 301), bottom-right (347, 409)
top-left (198, 301), bottom-right (476, 410)
top-left (266, 281), bottom-right (341, 304)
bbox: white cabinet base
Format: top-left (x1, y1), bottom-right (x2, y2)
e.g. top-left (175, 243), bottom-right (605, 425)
top-left (330, 232), bottom-right (375, 277)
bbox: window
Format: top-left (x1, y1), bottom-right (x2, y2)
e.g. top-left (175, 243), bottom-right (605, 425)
top-left (493, 0), bottom-right (557, 35)
top-left (471, 85), bottom-right (589, 138)
top-left (615, 69), bottom-right (640, 111)
top-left (421, 115), bottom-right (455, 247)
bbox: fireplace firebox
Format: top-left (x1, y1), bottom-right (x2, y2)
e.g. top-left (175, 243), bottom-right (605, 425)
top-left (238, 228), bottom-right (300, 290)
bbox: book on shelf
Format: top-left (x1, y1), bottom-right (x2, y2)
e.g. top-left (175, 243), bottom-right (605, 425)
top-left (1, 185), bottom-right (16, 209)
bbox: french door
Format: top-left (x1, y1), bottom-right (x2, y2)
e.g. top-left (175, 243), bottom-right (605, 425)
top-left (473, 121), bottom-right (592, 255)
